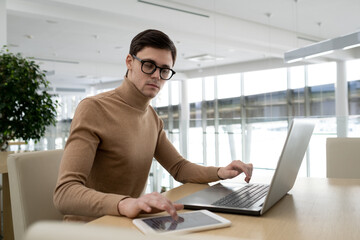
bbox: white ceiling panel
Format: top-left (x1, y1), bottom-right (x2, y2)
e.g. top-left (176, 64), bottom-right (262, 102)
top-left (4, 0), bottom-right (360, 87)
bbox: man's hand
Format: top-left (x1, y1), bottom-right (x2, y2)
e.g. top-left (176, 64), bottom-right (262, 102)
top-left (117, 192), bottom-right (184, 220)
top-left (217, 160), bottom-right (253, 183)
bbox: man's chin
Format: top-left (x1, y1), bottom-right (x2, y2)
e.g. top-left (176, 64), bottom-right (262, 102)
top-left (143, 90), bottom-right (158, 98)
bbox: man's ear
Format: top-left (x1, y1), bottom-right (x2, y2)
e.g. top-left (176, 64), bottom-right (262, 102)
top-left (125, 54), bottom-right (133, 70)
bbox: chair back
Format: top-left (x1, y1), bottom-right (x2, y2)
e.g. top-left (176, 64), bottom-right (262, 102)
top-left (7, 149), bottom-right (64, 240)
top-left (326, 138), bottom-right (360, 178)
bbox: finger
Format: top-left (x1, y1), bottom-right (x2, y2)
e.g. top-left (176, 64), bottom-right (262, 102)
top-left (161, 199), bottom-right (182, 220)
top-left (173, 203), bottom-right (184, 211)
top-left (161, 200), bottom-right (180, 221)
top-left (141, 195), bottom-right (180, 220)
top-left (243, 170), bottom-right (251, 182)
top-left (231, 161), bottom-right (252, 181)
top-left (138, 200), bottom-right (152, 213)
top-left (138, 193), bottom-right (165, 212)
top-left (241, 164), bottom-right (252, 179)
top-left (244, 164), bottom-right (253, 183)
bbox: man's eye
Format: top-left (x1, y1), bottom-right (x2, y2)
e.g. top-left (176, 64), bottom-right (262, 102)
top-left (162, 69), bottom-right (170, 74)
top-left (143, 62), bottom-right (155, 69)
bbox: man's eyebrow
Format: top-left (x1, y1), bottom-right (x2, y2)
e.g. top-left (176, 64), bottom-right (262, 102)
top-left (143, 58), bottom-right (171, 68)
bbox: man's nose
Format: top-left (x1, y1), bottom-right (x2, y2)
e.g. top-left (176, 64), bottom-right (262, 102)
top-left (151, 67), bottom-right (161, 79)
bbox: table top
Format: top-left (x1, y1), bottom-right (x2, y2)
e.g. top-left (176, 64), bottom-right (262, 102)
top-left (89, 178), bottom-right (360, 240)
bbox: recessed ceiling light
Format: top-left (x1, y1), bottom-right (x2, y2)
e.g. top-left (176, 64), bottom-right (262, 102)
top-left (46, 20), bottom-right (58, 24)
top-left (25, 34), bottom-right (34, 39)
top-left (185, 54), bottom-right (224, 62)
top-left (265, 12), bottom-right (272, 18)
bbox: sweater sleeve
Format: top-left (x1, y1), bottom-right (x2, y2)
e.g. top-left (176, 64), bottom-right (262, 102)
top-left (53, 99), bottom-right (125, 218)
top-left (154, 120), bottom-right (220, 184)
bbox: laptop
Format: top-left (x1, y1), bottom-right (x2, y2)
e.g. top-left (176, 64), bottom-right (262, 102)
top-left (175, 119), bottom-right (315, 216)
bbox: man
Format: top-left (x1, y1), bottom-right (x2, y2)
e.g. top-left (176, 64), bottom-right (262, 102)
top-left (54, 29), bottom-right (253, 222)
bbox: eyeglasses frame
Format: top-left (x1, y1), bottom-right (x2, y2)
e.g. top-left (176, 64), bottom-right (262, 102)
top-left (132, 54), bottom-right (176, 80)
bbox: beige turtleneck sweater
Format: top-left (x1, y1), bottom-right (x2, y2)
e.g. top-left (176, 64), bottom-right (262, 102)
top-left (53, 77), bottom-right (220, 222)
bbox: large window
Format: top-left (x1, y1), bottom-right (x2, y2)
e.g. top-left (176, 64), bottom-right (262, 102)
top-left (218, 74), bottom-right (241, 119)
top-left (153, 60), bottom-right (358, 185)
top-left (21, 59), bottom-right (360, 192)
top-left (244, 68), bottom-right (287, 119)
top-left (347, 59), bottom-right (360, 116)
top-left (308, 62), bottom-right (336, 117)
top-left (348, 81), bottom-right (360, 115)
top-left (289, 66), bottom-right (306, 116)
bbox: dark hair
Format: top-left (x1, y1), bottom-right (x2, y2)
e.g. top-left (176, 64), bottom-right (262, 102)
top-left (129, 29), bottom-right (177, 65)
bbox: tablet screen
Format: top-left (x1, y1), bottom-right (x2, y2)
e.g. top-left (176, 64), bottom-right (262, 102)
top-left (142, 211), bottom-right (221, 232)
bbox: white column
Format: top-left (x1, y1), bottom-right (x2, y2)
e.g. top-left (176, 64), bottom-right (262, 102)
top-left (227, 125), bottom-right (237, 160)
top-left (167, 81), bottom-right (174, 189)
top-left (180, 79), bottom-right (189, 159)
top-left (0, 0), bottom-right (6, 47)
top-left (336, 61), bottom-right (348, 137)
top-left (214, 76), bottom-right (220, 166)
top-left (240, 73), bottom-right (248, 162)
top-left (201, 77), bottom-right (207, 166)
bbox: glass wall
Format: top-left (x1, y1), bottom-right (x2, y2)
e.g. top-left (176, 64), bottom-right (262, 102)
top-left (347, 59), bottom-right (360, 138)
top-left (12, 60), bottom-right (360, 193)
top-left (151, 60), bottom-right (360, 191)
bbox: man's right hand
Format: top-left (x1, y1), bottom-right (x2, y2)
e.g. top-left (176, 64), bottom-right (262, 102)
top-left (117, 192), bottom-right (184, 220)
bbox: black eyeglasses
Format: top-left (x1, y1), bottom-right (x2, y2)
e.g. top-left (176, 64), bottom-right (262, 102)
top-left (132, 55), bottom-right (176, 80)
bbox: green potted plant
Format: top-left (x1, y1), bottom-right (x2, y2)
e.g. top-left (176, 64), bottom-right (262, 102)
top-left (0, 47), bottom-right (58, 152)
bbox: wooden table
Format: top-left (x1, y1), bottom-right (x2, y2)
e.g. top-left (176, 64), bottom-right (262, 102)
top-left (89, 178), bottom-right (360, 240)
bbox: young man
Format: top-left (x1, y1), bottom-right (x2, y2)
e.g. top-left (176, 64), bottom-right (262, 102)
top-left (54, 29), bottom-right (253, 222)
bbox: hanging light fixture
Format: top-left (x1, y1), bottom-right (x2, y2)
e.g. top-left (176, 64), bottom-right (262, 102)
top-left (284, 30), bottom-right (360, 63)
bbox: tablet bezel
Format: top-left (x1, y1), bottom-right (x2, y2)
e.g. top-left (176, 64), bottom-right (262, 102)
top-left (132, 210), bottom-right (231, 235)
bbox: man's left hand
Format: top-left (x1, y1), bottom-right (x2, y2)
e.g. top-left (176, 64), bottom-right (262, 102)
top-left (217, 160), bottom-right (253, 183)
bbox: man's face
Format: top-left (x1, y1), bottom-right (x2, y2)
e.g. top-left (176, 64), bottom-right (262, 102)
top-left (126, 47), bottom-right (173, 98)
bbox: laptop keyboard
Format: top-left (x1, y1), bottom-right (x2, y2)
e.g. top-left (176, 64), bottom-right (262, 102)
top-left (212, 184), bottom-right (269, 208)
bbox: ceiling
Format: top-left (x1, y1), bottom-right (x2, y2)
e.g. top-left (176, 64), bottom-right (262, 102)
top-left (4, 0), bottom-right (360, 90)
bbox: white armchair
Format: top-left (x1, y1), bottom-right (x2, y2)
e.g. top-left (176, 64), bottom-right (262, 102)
top-left (7, 149), bottom-right (64, 240)
top-left (326, 138), bottom-right (360, 178)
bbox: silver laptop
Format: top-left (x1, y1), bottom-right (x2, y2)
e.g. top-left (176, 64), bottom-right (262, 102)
top-left (175, 119), bottom-right (315, 216)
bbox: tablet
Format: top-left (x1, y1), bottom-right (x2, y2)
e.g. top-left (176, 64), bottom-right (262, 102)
top-left (132, 210), bottom-right (231, 235)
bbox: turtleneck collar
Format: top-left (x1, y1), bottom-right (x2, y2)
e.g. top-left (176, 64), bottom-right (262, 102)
top-left (115, 77), bottom-right (152, 111)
